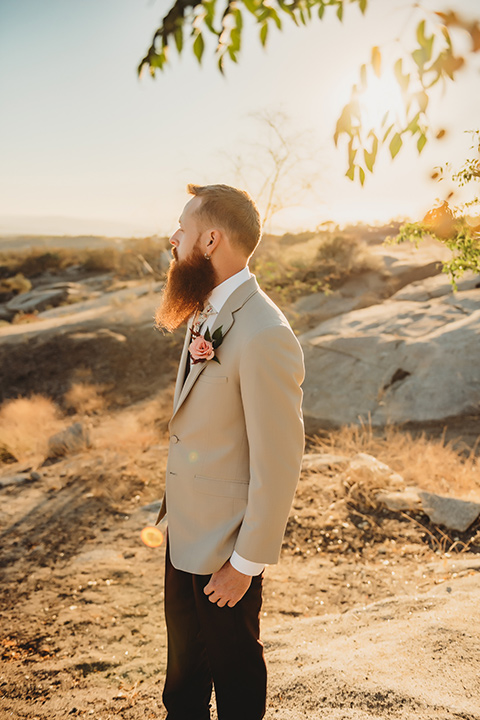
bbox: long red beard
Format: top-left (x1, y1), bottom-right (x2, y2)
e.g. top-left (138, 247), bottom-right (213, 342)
top-left (155, 243), bottom-right (218, 332)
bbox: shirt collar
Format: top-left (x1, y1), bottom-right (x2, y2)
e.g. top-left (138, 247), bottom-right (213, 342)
top-left (207, 267), bottom-right (251, 314)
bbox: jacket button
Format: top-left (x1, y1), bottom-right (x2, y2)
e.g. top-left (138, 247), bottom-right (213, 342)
top-left (171, 434), bottom-right (180, 444)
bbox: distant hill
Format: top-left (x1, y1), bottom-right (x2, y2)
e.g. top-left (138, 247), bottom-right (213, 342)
top-left (0, 214), bottom-right (157, 238)
top-left (0, 235), bottom-right (125, 253)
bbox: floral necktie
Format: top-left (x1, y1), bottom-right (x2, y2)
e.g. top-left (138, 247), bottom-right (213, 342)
top-left (191, 303), bottom-right (216, 335)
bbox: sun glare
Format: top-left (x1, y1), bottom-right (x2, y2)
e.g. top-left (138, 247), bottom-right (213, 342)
top-left (359, 69), bottom-right (405, 131)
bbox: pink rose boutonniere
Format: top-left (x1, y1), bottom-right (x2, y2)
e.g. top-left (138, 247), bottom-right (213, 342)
top-left (189, 326), bottom-right (224, 365)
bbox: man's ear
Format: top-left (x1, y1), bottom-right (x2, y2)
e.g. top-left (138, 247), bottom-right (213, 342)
top-left (205, 229), bottom-right (222, 254)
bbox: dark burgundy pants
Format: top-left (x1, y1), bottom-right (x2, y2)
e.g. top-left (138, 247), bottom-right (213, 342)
top-left (163, 544), bottom-right (267, 720)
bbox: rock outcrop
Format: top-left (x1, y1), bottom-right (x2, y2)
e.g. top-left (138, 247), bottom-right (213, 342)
top-left (300, 276), bottom-right (480, 428)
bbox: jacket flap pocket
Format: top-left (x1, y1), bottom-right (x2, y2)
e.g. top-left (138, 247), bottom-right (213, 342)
top-left (194, 475), bottom-right (248, 499)
top-left (197, 374), bottom-right (228, 385)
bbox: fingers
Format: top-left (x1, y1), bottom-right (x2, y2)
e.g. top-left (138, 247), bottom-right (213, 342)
top-left (204, 585), bottom-right (238, 607)
top-left (203, 562), bottom-right (252, 608)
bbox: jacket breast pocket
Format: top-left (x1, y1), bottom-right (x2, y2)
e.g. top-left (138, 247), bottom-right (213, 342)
top-left (194, 475), bottom-right (249, 500)
top-left (197, 374), bottom-right (228, 385)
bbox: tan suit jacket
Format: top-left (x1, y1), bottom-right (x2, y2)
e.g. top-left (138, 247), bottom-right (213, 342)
top-left (157, 276), bottom-right (304, 574)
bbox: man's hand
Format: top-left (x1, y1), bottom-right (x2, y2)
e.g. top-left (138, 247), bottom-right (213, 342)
top-left (204, 561), bottom-right (252, 608)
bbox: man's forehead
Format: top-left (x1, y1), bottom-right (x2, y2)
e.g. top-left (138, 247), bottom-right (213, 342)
top-left (182, 195), bottom-right (202, 221)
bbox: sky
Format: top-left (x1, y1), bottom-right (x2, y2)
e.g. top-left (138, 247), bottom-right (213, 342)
top-left (0, 0), bottom-right (479, 237)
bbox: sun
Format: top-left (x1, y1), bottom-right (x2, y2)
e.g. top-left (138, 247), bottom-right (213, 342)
top-left (358, 68), bottom-right (405, 131)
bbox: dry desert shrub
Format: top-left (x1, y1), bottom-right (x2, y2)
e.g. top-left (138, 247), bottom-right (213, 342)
top-left (0, 236), bottom-right (169, 283)
top-left (251, 232), bottom-right (384, 305)
top-left (313, 422), bottom-right (480, 501)
top-left (64, 382), bottom-right (107, 415)
top-left (92, 401), bottom-right (163, 453)
top-left (0, 395), bottom-right (64, 464)
top-left (0, 272), bottom-right (32, 295)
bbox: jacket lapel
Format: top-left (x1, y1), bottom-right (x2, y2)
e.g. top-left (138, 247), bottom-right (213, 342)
top-left (170, 276), bottom-right (258, 420)
top-left (172, 326), bottom-right (192, 411)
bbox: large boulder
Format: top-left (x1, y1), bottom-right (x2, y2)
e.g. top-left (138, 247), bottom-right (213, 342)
top-left (291, 238), bottom-right (460, 330)
top-left (300, 287), bottom-right (480, 428)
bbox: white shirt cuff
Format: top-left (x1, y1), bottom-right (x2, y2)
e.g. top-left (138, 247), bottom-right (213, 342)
top-left (230, 550), bottom-right (265, 576)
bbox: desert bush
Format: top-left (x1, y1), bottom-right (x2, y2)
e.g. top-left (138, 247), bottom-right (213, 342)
top-left (92, 404), bottom-right (160, 453)
top-left (0, 236), bottom-right (169, 282)
top-left (82, 247), bottom-right (119, 274)
top-left (0, 395), bottom-right (64, 464)
top-left (14, 251), bottom-right (70, 277)
top-left (64, 382), bottom-right (107, 415)
top-left (0, 273), bottom-right (32, 295)
top-left (278, 230), bottom-right (317, 246)
top-left (250, 231), bottom-right (383, 305)
top-left (312, 422), bottom-right (480, 501)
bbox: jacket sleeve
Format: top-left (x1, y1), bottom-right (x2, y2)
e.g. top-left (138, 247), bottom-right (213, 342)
top-left (234, 323), bottom-right (305, 565)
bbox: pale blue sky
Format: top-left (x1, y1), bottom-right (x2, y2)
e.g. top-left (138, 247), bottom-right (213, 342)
top-left (0, 0), bottom-right (479, 236)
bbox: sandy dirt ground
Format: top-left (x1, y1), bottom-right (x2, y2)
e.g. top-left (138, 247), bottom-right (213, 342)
top-left (1, 239), bottom-right (479, 719)
top-left (1, 435), bottom-right (479, 720)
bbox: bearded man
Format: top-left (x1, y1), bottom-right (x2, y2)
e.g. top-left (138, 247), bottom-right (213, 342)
top-left (155, 183), bottom-right (304, 720)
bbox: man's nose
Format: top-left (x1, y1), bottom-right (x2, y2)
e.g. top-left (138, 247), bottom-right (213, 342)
top-left (169, 232), bottom-right (179, 247)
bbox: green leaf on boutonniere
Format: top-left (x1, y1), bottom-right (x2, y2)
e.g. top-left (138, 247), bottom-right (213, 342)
top-left (212, 356), bottom-right (221, 364)
top-left (212, 326), bottom-right (224, 347)
top-left (204, 327), bottom-right (212, 342)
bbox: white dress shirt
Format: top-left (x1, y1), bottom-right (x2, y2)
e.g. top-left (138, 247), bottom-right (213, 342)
top-left (191, 267), bottom-right (264, 577)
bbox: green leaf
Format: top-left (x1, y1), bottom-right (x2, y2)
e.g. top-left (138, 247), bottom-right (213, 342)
top-left (371, 46), bottom-right (381, 77)
top-left (348, 141), bottom-right (357, 168)
top-left (359, 166), bottom-right (366, 185)
top-left (383, 123), bottom-right (394, 142)
top-left (204, 327), bottom-right (212, 342)
top-left (227, 45), bottom-right (238, 62)
top-left (193, 33), bottom-right (205, 63)
top-left (269, 8), bottom-right (282, 30)
top-left (243, 0), bottom-right (257, 13)
top-left (406, 111), bottom-right (420, 134)
top-left (336, 3), bottom-right (344, 22)
top-left (212, 326), bottom-right (224, 344)
top-left (417, 133), bottom-right (427, 153)
top-left (260, 21), bottom-right (268, 47)
top-left (360, 63), bottom-right (367, 89)
top-left (442, 26), bottom-right (452, 48)
top-left (359, 0), bottom-right (367, 13)
top-left (318, 3), bottom-right (325, 19)
top-left (203, 0), bottom-right (217, 33)
top-left (212, 356), bottom-right (221, 364)
top-left (412, 48), bottom-right (426, 69)
top-left (389, 132), bottom-right (403, 159)
top-left (174, 26), bottom-right (183, 54)
top-left (364, 134), bottom-right (378, 172)
top-left (234, 7), bottom-right (243, 31)
top-left (394, 58), bottom-right (403, 81)
top-left (334, 105), bottom-right (352, 145)
top-left (416, 91), bottom-right (429, 113)
top-left (425, 34), bottom-right (434, 62)
top-left (416, 19), bottom-right (426, 48)
top-left (230, 27), bottom-right (241, 53)
top-left (346, 164), bottom-right (355, 181)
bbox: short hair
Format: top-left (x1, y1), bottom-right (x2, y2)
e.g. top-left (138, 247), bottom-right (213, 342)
top-left (187, 183), bottom-right (261, 258)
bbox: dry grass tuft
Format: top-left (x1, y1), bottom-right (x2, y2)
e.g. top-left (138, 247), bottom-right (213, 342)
top-left (92, 399), bottom-right (166, 453)
top-left (312, 421), bottom-right (480, 500)
top-left (251, 232), bottom-right (384, 305)
top-left (0, 395), bottom-right (64, 465)
top-left (64, 382), bottom-right (107, 415)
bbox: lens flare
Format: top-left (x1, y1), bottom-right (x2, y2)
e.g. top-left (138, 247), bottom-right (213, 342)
top-left (141, 526), bottom-right (164, 548)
